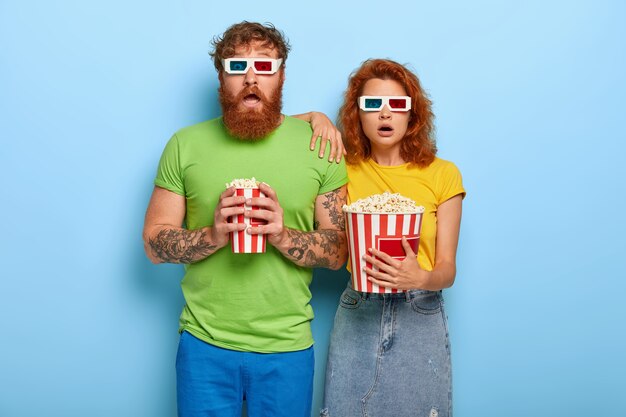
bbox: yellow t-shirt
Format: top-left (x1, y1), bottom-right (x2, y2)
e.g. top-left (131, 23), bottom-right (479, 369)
top-left (346, 157), bottom-right (465, 271)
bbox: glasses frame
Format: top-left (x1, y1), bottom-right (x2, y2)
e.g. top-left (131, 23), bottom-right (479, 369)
top-left (221, 58), bottom-right (284, 75)
top-left (358, 96), bottom-right (412, 112)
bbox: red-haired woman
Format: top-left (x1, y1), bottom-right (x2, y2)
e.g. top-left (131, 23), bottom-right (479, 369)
top-left (301, 59), bottom-right (465, 417)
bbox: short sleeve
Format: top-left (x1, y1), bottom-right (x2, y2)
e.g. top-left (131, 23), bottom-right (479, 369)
top-left (318, 158), bottom-right (349, 195)
top-left (154, 134), bottom-right (185, 196)
top-left (437, 161), bottom-right (466, 204)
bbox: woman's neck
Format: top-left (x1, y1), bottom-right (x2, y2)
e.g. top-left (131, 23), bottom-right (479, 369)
top-left (371, 149), bottom-right (406, 166)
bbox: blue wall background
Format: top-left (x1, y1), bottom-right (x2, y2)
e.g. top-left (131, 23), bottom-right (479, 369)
top-left (2, 1), bottom-right (625, 416)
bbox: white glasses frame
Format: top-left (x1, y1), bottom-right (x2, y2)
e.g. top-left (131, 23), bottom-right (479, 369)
top-left (358, 96), bottom-right (412, 112)
top-left (221, 58), bottom-right (283, 75)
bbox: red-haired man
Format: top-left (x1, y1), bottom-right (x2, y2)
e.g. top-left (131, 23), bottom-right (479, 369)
top-left (143, 21), bottom-right (348, 417)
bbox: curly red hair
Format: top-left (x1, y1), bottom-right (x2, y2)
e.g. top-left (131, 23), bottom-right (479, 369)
top-left (339, 59), bottom-right (437, 167)
top-left (210, 22), bottom-right (291, 73)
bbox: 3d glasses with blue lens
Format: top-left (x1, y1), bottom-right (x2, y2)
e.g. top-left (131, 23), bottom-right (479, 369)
top-left (222, 58), bottom-right (283, 75)
top-left (358, 96), bottom-right (411, 112)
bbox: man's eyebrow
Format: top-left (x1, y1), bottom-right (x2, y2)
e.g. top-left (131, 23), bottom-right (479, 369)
top-left (232, 46), bottom-right (276, 58)
top-left (242, 52), bottom-right (273, 57)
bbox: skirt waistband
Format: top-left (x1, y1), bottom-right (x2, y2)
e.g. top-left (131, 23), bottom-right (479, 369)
top-left (347, 283), bottom-right (440, 302)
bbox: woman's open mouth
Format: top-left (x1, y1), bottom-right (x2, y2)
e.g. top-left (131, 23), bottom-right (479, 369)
top-left (378, 125), bottom-right (394, 137)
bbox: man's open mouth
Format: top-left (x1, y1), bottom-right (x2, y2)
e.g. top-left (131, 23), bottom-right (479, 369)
top-left (243, 94), bottom-right (261, 106)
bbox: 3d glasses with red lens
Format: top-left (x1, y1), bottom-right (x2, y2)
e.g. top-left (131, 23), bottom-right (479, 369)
top-left (358, 96), bottom-right (412, 112)
top-left (222, 58), bottom-right (283, 75)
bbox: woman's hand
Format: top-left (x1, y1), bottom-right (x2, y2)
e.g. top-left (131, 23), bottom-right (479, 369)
top-left (363, 237), bottom-right (428, 290)
top-left (291, 111), bottom-right (345, 163)
top-left (364, 194), bottom-right (463, 291)
top-left (308, 112), bottom-right (345, 163)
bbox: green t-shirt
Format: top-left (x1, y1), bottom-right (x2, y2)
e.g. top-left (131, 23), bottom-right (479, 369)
top-left (154, 116), bottom-right (348, 352)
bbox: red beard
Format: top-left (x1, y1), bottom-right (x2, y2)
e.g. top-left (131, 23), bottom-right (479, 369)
top-left (219, 81), bottom-right (284, 140)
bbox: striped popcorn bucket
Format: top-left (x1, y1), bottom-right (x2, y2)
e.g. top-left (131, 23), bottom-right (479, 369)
top-left (345, 210), bottom-right (423, 293)
top-left (230, 188), bottom-right (267, 253)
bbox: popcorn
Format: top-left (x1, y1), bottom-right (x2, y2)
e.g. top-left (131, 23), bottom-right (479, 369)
top-left (226, 177), bottom-right (260, 188)
top-left (227, 178), bottom-right (267, 253)
top-left (343, 192), bottom-right (424, 214)
top-left (344, 192), bottom-right (425, 293)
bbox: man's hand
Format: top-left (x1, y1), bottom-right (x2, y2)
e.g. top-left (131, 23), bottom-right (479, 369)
top-left (211, 187), bottom-right (248, 249)
top-left (243, 182), bottom-right (286, 246)
top-left (246, 184), bottom-right (348, 270)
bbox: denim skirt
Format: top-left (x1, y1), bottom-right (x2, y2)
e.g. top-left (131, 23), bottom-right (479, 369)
top-left (321, 284), bottom-right (452, 417)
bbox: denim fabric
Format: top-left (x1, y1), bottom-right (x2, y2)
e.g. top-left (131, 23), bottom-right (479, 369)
top-left (176, 331), bottom-right (314, 417)
top-left (321, 284), bottom-right (452, 417)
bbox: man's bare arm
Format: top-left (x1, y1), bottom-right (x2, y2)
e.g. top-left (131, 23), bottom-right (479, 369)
top-left (278, 187), bottom-right (347, 269)
top-left (142, 186), bottom-right (245, 264)
top-left (146, 227), bottom-right (218, 264)
top-left (247, 184), bottom-right (348, 270)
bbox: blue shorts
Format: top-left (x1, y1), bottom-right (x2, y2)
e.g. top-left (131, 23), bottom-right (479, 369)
top-left (176, 331), bottom-right (314, 417)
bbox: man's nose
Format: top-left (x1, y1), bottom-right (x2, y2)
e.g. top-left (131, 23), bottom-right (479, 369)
top-left (244, 68), bottom-right (257, 86)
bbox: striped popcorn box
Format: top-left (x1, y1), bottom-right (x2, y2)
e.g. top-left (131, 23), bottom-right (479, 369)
top-left (230, 188), bottom-right (267, 253)
top-left (344, 210), bottom-right (423, 293)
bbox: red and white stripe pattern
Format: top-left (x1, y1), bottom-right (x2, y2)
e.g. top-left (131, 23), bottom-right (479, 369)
top-left (230, 188), bottom-right (266, 253)
top-left (346, 211), bottom-right (423, 293)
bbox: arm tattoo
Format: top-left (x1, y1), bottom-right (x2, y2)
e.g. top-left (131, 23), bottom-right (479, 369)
top-left (305, 250), bottom-right (331, 268)
top-left (318, 229), bottom-right (341, 255)
top-left (322, 189), bottom-right (345, 230)
top-left (281, 188), bottom-right (347, 268)
top-left (285, 229), bottom-right (319, 263)
top-left (284, 228), bottom-right (343, 268)
top-left (148, 228), bottom-right (216, 264)
top-left (287, 247), bottom-right (305, 261)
